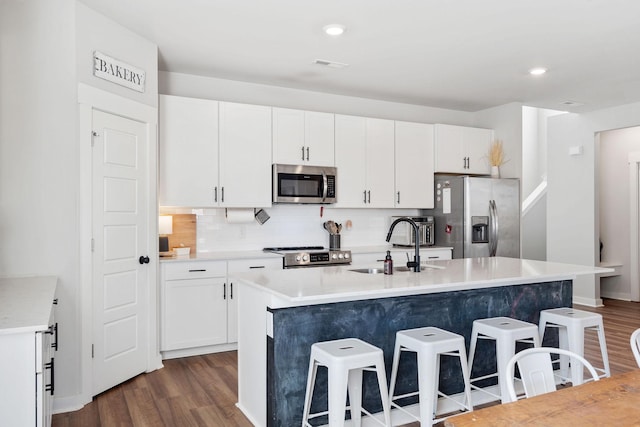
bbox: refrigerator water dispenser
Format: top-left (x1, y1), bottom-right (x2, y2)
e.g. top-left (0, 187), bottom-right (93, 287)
top-left (471, 216), bottom-right (489, 243)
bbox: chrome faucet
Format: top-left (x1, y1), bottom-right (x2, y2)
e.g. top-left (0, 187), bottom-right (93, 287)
top-left (386, 217), bottom-right (420, 272)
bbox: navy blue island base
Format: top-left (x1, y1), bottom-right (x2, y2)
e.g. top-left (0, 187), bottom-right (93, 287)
top-left (266, 280), bottom-right (571, 426)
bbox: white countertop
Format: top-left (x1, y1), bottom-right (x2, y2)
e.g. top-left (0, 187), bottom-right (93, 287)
top-left (159, 250), bottom-right (283, 263)
top-left (232, 257), bottom-right (612, 308)
top-left (0, 276), bottom-right (57, 335)
top-left (158, 245), bottom-right (452, 263)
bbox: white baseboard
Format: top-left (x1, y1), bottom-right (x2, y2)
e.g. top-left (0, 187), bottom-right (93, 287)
top-left (573, 296), bottom-right (603, 307)
top-left (599, 290), bottom-right (631, 301)
top-left (53, 394), bottom-right (87, 415)
top-left (161, 342), bottom-right (238, 360)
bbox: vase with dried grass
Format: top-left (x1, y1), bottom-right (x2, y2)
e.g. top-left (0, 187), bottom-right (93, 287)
top-left (489, 140), bottom-right (505, 178)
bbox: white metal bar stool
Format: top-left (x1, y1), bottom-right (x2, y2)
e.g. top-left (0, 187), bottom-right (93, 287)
top-left (301, 338), bottom-right (392, 427)
top-left (538, 307), bottom-right (611, 384)
top-left (388, 327), bottom-right (473, 426)
top-left (467, 316), bottom-right (540, 403)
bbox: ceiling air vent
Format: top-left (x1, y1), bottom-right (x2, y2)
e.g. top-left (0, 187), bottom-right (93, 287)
top-left (560, 100), bottom-right (584, 107)
top-left (314, 59), bottom-right (349, 69)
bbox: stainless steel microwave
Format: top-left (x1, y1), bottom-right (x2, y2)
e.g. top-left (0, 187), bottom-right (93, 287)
top-left (272, 164), bottom-right (337, 204)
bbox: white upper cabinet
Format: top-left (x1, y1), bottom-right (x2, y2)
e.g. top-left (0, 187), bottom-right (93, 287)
top-left (272, 108), bottom-right (334, 167)
top-left (335, 115), bottom-right (395, 208)
top-left (395, 121), bottom-right (435, 208)
top-left (159, 95), bottom-right (219, 207)
top-left (219, 102), bottom-right (272, 207)
top-left (159, 96), bottom-right (272, 208)
top-left (434, 124), bottom-right (493, 175)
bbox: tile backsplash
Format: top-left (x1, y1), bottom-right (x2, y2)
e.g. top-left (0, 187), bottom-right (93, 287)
top-left (160, 205), bottom-right (420, 253)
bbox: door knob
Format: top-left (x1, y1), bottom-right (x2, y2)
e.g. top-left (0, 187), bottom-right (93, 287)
top-left (139, 256), bottom-right (150, 264)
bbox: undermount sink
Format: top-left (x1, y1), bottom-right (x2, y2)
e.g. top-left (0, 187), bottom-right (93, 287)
top-left (350, 266), bottom-right (413, 274)
top-left (349, 264), bottom-right (444, 274)
top-left (350, 268), bottom-right (385, 274)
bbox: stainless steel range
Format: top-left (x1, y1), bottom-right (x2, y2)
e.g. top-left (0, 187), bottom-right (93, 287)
top-left (263, 246), bottom-right (352, 269)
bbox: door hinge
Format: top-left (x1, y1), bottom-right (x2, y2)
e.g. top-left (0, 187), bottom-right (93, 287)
top-left (91, 344), bottom-right (94, 359)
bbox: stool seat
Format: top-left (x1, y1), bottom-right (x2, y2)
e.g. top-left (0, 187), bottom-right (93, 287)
top-left (389, 327), bottom-right (473, 426)
top-left (468, 317), bottom-right (540, 403)
top-left (302, 338), bottom-right (392, 427)
top-left (539, 307), bottom-right (610, 384)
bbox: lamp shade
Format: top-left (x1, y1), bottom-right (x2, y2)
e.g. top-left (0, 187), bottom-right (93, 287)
top-left (159, 215), bottom-right (173, 235)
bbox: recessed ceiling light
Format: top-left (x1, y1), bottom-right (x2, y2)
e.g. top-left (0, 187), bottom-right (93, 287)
top-left (529, 67), bottom-right (547, 76)
top-left (323, 24), bottom-right (346, 36)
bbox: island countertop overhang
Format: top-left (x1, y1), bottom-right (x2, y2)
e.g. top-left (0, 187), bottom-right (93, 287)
top-left (231, 257), bottom-right (612, 308)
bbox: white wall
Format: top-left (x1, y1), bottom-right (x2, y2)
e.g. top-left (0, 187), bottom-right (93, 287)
top-left (1, 0), bottom-right (158, 411)
top-left (598, 126), bottom-right (640, 300)
top-left (473, 102), bottom-right (523, 181)
top-left (548, 101), bottom-right (640, 306)
top-left (160, 71), bottom-right (475, 125)
top-left (0, 0), bottom-right (78, 398)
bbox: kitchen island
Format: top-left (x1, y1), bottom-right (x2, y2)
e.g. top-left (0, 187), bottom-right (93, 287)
top-left (233, 257), bottom-right (609, 427)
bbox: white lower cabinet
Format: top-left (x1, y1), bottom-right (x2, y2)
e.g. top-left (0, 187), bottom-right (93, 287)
top-left (160, 257), bottom-right (282, 358)
top-left (227, 258), bottom-right (283, 343)
top-left (0, 278), bottom-right (57, 427)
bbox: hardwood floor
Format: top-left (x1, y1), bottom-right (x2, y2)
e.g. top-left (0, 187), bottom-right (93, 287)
top-left (53, 299), bottom-right (640, 427)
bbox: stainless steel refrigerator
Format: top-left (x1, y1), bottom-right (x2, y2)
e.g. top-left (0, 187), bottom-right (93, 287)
top-left (429, 174), bottom-right (520, 259)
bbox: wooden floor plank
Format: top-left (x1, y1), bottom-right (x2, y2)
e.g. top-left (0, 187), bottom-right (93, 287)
top-left (53, 298), bottom-right (640, 426)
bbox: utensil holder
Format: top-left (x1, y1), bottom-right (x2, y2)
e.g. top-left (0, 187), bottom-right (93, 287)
top-left (329, 234), bottom-right (341, 250)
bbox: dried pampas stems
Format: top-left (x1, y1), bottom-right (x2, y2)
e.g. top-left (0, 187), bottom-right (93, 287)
top-left (489, 140), bottom-right (505, 167)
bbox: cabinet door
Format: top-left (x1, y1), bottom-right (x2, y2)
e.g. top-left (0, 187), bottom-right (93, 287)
top-left (365, 118), bottom-right (395, 208)
top-left (272, 107), bottom-right (306, 165)
top-left (464, 126), bottom-right (492, 175)
top-left (219, 102), bottom-right (272, 207)
top-left (159, 95), bottom-right (219, 206)
top-left (273, 108), bottom-right (334, 167)
top-left (335, 115), bottom-right (367, 207)
top-left (227, 258), bottom-right (282, 343)
top-left (434, 124), bottom-right (466, 173)
top-left (395, 121), bottom-right (434, 208)
top-left (305, 111), bottom-right (335, 166)
top-left (162, 277), bottom-right (227, 351)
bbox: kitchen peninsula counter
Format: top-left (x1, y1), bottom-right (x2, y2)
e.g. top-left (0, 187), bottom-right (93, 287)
top-left (234, 258), bottom-right (610, 427)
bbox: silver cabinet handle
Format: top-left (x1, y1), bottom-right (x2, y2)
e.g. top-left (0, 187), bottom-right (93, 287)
top-left (230, 282), bottom-right (233, 299)
top-left (223, 283), bottom-right (227, 300)
top-left (397, 191), bottom-right (400, 204)
top-left (188, 269), bottom-right (206, 272)
top-left (214, 187), bottom-right (218, 203)
top-left (363, 190), bottom-right (367, 204)
top-left (301, 146), bottom-right (305, 161)
top-left (221, 187), bottom-right (225, 203)
top-left (306, 147), bottom-right (310, 161)
top-left (367, 190), bottom-right (371, 204)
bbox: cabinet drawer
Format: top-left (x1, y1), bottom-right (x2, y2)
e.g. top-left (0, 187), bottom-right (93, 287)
top-left (163, 261), bottom-right (227, 280)
top-left (227, 257), bottom-right (283, 272)
top-left (421, 249), bottom-right (452, 260)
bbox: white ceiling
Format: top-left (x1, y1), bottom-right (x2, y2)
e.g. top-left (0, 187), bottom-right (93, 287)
top-left (79, 0), bottom-right (640, 113)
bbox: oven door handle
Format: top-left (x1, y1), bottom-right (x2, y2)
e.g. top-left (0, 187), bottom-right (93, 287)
top-left (321, 171), bottom-right (328, 202)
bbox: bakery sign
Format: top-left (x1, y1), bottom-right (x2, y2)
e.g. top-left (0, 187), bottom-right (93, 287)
top-left (93, 51), bottom-right (146, 93)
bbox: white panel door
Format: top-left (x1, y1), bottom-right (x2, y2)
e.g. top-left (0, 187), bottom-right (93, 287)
top-left (92, 110), bottom-right (149, 396)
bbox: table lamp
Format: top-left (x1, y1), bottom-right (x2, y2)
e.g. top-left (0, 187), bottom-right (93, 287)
top-left (159, 215), bottom-right (173, 253)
